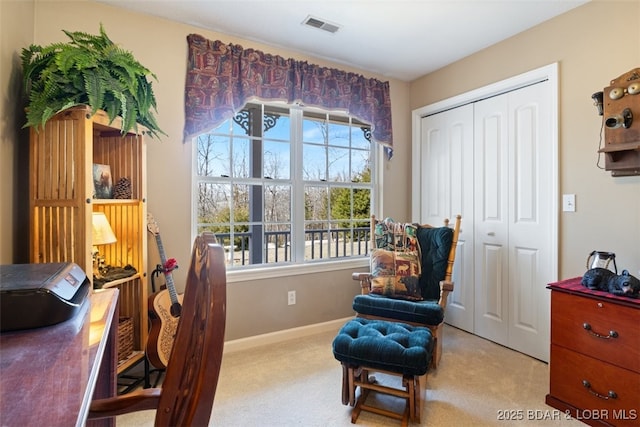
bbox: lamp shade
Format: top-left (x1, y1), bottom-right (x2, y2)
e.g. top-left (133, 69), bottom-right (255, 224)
top-left (92, 212), bottom-right (117, 245)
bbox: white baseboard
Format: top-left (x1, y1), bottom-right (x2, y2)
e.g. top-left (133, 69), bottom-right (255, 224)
top-left (223, 316), bottom-right (353, 354)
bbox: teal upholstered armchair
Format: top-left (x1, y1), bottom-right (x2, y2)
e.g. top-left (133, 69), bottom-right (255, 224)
top-left (352, 215), bottom-right (461, 368)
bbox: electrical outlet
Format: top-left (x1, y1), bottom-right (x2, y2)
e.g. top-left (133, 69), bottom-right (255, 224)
top-left (288, 290), bottom-right (296, 305)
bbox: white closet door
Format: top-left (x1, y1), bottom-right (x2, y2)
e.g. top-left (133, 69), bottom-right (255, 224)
top-left (506, 82), bottom-right (552, 362)
top-left (473, 94), bottom-right (510, 346)
top-left (414, 64), bottom-right (557, 362)
top-left (420, 104), bottom-right (474, 333)
top-left (474, 81), bottom-right (552, 361)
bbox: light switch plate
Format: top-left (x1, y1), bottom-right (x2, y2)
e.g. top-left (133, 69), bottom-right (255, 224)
top-left (562, 194), bottom-right (576, 212)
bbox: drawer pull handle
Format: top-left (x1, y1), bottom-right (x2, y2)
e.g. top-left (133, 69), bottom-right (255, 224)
top-left (582, 380), bottom-right (617, 400)
top-left (582, 323), bottom-right (618, 339)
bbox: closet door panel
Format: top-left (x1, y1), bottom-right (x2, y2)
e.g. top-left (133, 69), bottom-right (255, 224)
top-left (420, 105), bottom-right (474, 333)
top-left (449, 122), bottom-right (467, 217)
top-left (513, 104), bottom-right (537, 222)
top-left (421, 128), bottom-right (448, 220)
top-left (511, 247), bottom-right (539, 330)
top-left (447, 116), bottom-right (474, 333)
top-left (474, 242), bottom-right (508, 343)
top-left (474, 95), bottom-right (509, 345)
top-left (507, 82), bottom-right (552, 362)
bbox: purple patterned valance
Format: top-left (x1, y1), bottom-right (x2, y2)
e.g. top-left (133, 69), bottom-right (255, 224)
top-left (183, 34), bottom-right (393, 148)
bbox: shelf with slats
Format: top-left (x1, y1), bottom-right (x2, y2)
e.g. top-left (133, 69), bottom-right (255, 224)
top-left (29, 106), bottom-right (148, 376)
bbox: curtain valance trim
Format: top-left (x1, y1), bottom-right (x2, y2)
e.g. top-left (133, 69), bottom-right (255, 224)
top-left (183, 35), bottom-right (393, 149)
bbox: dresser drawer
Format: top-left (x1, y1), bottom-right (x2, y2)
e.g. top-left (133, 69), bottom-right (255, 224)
top-left (550, 345), bottom-right (640, 426)
top-left (551, 291), bottom-right (640, 373)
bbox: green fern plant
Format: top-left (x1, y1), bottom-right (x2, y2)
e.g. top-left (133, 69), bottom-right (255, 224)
top-left (21, 24), bottom-right (165, 138)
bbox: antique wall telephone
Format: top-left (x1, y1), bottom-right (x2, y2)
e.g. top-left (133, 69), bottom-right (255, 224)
top-left (592, 68), bottom-right (640, 176)
top-left (582, 250), bottom-right (640, 298)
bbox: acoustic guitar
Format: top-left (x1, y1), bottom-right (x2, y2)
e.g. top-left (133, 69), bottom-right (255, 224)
top-left (146, 212), bottom-right (183, 369)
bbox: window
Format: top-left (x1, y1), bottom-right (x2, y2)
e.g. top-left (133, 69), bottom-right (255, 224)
top-left (193, 102), bottom-right (376, 269)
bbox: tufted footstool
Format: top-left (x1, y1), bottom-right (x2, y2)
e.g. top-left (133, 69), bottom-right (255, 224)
top-left (332, 318), bottom-right (434, 426)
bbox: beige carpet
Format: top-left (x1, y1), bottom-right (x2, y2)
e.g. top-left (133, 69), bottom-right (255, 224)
top-left (116, 324), bottom-right (583, 426)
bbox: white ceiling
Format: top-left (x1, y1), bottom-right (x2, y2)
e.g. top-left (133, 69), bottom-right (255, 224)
top-left (96, 0), bottom-right (588, 82)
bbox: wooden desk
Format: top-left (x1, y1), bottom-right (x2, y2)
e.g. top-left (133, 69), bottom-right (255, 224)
top-left (0, 288), bottom-right (119, 427)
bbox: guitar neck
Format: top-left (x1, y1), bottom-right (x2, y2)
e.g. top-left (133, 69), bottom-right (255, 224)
top-left (155, 234), bottom-right (179, 304)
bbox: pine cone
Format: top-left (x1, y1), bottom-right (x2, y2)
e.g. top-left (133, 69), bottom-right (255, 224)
top-left (113, 177), bottom-right (132, 199)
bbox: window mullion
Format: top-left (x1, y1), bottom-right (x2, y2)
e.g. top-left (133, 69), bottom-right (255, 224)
top-left (290, 108), bottom-right (305, 262)
top-left (249, 106), bottom-right (264, 264)
top-left (373, 142), bottom-right (381, 219)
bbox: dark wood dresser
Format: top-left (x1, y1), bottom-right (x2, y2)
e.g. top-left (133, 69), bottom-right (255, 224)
top-left (546, 277), bottom-right (640, 427)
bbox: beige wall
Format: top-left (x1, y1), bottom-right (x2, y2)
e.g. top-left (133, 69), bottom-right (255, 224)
top-left (0, 0), bottom-right (33, 264)
top-left (0, 0), bottom-right (411, 340)
top-left (411, 0), bottom-right (640, 279)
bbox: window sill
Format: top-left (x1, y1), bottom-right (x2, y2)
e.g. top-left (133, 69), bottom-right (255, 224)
top-left (226, 257), bottom-right (369, 283)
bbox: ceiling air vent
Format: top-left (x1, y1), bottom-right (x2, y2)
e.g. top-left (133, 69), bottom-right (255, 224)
top-left (302, 15), bottom-right (341, 34)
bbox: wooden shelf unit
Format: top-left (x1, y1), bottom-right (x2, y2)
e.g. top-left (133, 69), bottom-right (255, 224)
top-left (29, 106), bottom-right (148, 373)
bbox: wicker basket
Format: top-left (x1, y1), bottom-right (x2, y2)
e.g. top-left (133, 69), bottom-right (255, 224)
top-left (117, 317), bottom-right (134, 363)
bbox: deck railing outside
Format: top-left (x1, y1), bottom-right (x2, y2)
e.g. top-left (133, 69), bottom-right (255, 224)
top-left (216, 226), bottom-right (370, 266)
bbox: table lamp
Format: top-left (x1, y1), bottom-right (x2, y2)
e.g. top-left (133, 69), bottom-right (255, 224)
top-left (92, 212), bottom-right (117, 278)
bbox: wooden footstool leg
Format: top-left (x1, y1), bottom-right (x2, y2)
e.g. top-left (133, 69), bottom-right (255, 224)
top-left (401, 403), bottom-right (410, 427)
top-left (351, 387), bottom-right (370, 424)
top-left (430, 324), bottom-right (443, 369)
top-left (403, 375), bottom-right (415, 421)
top-left (347, 366), bottom-right (357, 406)
top-left (341, 363), bottom-right (349, 405)
top-left (413, 376), bottom-right (420, 422)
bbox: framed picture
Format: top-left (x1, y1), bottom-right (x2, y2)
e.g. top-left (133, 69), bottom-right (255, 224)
top-left (93, 164), bottom-right (114, 199)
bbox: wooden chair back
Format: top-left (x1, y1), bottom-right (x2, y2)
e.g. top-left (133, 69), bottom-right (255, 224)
top-left (157, 231), bottom-right (226, 425)
top-left (447, 217), bottom-right (461, 284)
top-left (88, 232), bottom-right (227, 426)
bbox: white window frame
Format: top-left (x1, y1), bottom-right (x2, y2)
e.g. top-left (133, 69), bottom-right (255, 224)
top-left (190, 101), bottom-right (382, 281)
